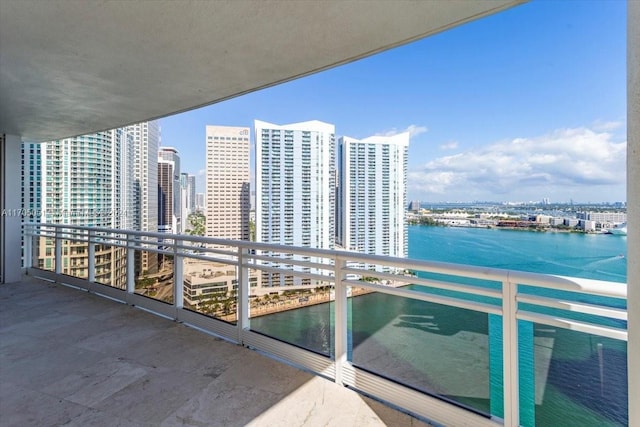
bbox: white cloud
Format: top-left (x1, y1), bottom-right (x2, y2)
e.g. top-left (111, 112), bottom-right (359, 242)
top-left (439, 141), bottom-right (459, 150)
top-left (377, 124), bottom-right (428, 138)
top-left (408, 127), bottom-right (626, 201)
top-left (592, 119), bottom-right (624, 132)
top-left (197, 169), bottom-right (206, 176)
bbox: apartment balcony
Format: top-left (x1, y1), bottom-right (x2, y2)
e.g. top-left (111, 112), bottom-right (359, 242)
top-left (8, 223), bottom-right (629, 427)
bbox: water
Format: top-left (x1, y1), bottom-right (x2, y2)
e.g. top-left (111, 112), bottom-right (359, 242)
top-left (408, 226), bottom-right (627, 283)
top-left (249, 226), bottom-right (628, 426)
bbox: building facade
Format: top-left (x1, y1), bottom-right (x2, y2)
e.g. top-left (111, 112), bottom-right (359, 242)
top-left (23, 129), bottom-right (135, 287)
top-left (255, 120), bottom-right (335, 287)
top-left (205, 125), bottom-right (250, 241)
top-left (337, 133), bottom-right (408, 271)
top-left (158, 147), bottom-right (181, 234)
top-left (127, 121), bottom-right (160, 274)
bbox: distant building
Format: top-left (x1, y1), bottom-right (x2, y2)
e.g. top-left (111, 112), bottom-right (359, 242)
top-left (255, 119), bottom-right (335, 288)
top-left (195, 192), bottom-right (205, 212)
top-left (127, 121), bottom-right (160, 274)
top-left (187, 174), bottom-right (196, 212)
top-left (205, 125), bottom-right (250, 241)
top-left (564, 218), bottom-right (580, 227)
top-left (577, 211), bottom-right (627, 224)
top-left (158, 147), bottom-right (180, 233)
top-left (183, 259), bottom-right (259, 307)
top-left (550, 217), bottom-right (565, 226)
top-left (179, 173), bottom-right (190, 233)
top-left (337, 133), bottom-right (408, 271)
top-left (408, 200), bottom-right (421, 211)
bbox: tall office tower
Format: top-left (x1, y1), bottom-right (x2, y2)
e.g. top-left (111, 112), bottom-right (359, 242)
top-left (205, 125), bottom-right (250, 240)
top-left (187, 174), bottom-right (196, 212)
top-left (255, 120), bottom-right (335, 288)
top-left (24, 129), bottom-right (136, 287)
top-left (127, 121), bottom-right (160, 274)
top-left (179, 172), bottom-right (193, 233)
top-left (195, 193), bottom-right (205, 212)
top-left (337, 133), bottom-right (408, 271)
top-left (158, 147), bottom-right (181, 234)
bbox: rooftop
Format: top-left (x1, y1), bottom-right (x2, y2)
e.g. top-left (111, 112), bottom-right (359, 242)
top-left (0, 277), bottom-right (431, 427)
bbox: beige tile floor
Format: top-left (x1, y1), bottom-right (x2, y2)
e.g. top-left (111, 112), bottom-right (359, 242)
top-left (0, 277), bottom-right (433, 427)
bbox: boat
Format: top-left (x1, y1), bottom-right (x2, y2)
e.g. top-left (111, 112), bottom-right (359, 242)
top-left (608, 222), bottom-right (627, 235)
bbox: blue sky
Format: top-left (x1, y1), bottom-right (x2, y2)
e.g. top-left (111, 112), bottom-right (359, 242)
top-left (160, 1), bottom-right (627, 203)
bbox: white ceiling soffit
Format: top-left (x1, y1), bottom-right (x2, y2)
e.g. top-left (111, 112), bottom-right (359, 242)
top-left (0, 0), bottom-right (524, 142)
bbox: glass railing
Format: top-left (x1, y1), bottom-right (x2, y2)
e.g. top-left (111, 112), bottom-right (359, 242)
top-left (22, 222), bottom-right (628, 427)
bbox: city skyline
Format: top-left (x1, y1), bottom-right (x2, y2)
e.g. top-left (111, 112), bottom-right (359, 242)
top-left (159, 1), bottom-right (626, 204)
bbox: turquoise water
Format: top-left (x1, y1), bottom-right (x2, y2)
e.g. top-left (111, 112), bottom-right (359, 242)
top-left (408, 226), bottom-right (626, 283)
top-left (249, 226), bottom-right (628, 426)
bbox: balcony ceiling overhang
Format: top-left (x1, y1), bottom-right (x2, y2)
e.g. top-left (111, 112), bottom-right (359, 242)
top-left (0, 0), bottom-right (523, 142)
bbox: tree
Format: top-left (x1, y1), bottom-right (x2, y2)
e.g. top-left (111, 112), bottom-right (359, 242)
top-left (186, 212), bottom-right (206, 236)
top-left (249, 219), bottom-right (256, 241)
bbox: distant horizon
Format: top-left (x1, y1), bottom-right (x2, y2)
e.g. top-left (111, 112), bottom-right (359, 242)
top-left (159, 1), bottom-right (626, 204)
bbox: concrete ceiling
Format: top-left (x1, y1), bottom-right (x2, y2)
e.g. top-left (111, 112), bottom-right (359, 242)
top-left (0, 0), bottom-right (523, 142)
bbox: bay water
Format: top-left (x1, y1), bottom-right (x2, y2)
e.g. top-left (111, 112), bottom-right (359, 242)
top-left (249, 225), bottom-right (628, 426)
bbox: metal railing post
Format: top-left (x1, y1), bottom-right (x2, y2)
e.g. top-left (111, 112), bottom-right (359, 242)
top-left (237, 247), bottom-right (250, 342)
top-left (334, 255), bottom-right (348, 386)
top-left (54, 227), bottom-right (62, 275)
top-left (126, 234), bottom-right (136, 294)
top-left (88, 229), bottom-right (96, 283)
top-left (502, 276), bottom-right (519, 427)
top-left (173, 238), bottom-right (183, 311)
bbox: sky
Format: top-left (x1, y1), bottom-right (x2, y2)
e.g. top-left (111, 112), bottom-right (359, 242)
top-left (159, 1), bottom-right (627, 204)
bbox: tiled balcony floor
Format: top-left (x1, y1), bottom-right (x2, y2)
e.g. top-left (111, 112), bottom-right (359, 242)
top-left (0, 277), bottom-right (432, 427)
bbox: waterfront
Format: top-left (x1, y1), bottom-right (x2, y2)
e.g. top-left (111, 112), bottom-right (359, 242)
top-left (249, 225), bottom-right (628, 426)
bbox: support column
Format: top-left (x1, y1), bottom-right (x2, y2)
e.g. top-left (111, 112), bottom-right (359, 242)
top-left (627, 2), bottom-right (639, 426)
top-left (1, 134), bottom-right (22, 284)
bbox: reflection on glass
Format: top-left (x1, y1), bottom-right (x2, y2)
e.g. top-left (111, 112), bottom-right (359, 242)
top-left (93, 244), bottom-right (127, 289)
top-left (532, 325), bottom-right (627, 427)
top-left (248, 271), bottom-right (333, 356)
top-left (349, 286), bottom-right (491, 414)
top-left (134, 249), bottom-right (173, 303)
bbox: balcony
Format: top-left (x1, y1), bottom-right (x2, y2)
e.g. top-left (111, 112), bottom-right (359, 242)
top-left (0, 277), bottom-right (430, 427)
top-left (14, 223), bottom-right (629, 427)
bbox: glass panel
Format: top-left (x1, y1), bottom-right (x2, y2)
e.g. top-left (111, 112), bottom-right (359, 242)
top-left (182, 257), bottom-right (237, 324)
top-left (532, 325), bottom-right (627, 427)
top-left (349, 286), bottom-right (491, 415)
top-left (65, 241), bottom-right (89, 279)
top-left (134, 249), bottom-right (173, 304)
top-left (94, 244), bottom-right (127, 289)
top-left (249, 270), bottom-right (333, 356)
top-left (34, 235), bottom-right (54, 272)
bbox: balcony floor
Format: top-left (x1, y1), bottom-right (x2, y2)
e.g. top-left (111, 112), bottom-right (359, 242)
top-left (0, 277), bottom-right (431, 427)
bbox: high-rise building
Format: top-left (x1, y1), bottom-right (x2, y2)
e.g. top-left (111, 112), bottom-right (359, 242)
top-left (23, 129), bottom-right (135, 286)
top-left (337, 133), bottom-right (408, 270)
top-left (255, 120), bottom-right (335, 287)
top-left (187, 174), bottom-right (196, 212)
top-left (195, 192), bottom-right (205, 212)
top-left (205, 125), bottom-right (250, 241)
top-left (180, 172), bottom-right (188, 233)
top-left (21, 143), bottom-right (41, 223)
top-left (158, 147), bottom-right (180, 234)
top-left (127, 121), bottom-right (160, 274)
